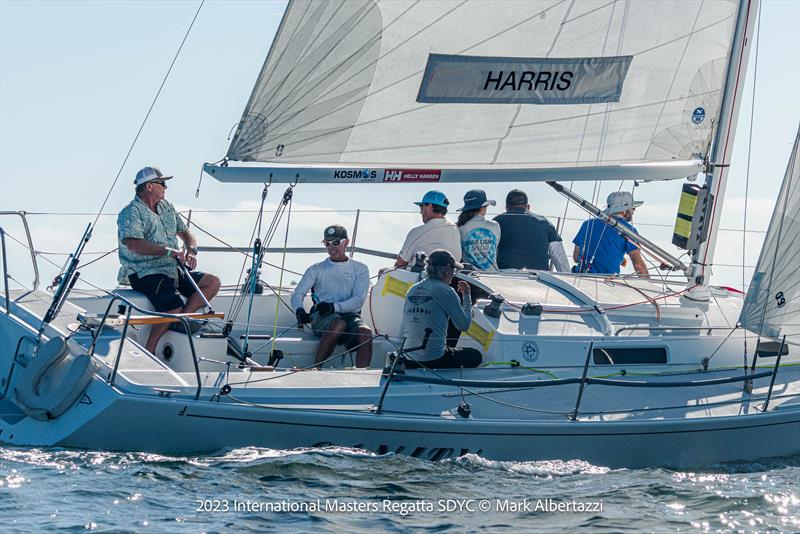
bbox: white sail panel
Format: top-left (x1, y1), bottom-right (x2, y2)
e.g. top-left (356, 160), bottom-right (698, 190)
top-left (739, 126), bottom-right (800, 345)
top-left (228, 0), bottom-right (739, 170)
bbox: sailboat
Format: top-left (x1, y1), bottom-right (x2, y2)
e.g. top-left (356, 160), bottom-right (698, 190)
top-left (0, 0), bottom-right (797, 468)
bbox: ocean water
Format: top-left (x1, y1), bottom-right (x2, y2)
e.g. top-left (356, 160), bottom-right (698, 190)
top-left (1, 447), bottom-right (798, 533)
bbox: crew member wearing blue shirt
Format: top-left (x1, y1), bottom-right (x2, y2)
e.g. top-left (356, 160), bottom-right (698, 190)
top-left (572, 191), bottom-right (649, 277)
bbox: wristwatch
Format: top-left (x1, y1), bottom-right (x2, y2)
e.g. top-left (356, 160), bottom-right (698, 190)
top-left (188, 246), bottom-right (198, 255)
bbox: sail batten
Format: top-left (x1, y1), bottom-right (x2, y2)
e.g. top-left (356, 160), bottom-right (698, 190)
top-left (226, 0), bottom-right (740, 172)
top-left (739, 126), bottom-right (800, 345)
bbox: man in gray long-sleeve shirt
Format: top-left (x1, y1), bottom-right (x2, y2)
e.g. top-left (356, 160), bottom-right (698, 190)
top-left (291, 225), bottom-right (372, 368)
top-left (401, 249), bottom-right (482, 369)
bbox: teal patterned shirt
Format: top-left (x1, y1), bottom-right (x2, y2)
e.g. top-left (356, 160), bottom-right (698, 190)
top-left (117, 196), bottom-right (187, 283)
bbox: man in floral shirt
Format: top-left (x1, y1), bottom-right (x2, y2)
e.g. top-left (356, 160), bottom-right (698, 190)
top-left (117, 166), bottom-right (220, 353)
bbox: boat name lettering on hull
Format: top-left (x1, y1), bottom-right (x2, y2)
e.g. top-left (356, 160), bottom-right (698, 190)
top-left (383, 169), bottom-right (442, 182)
top-left (417, 54), bottom-right (632, 104)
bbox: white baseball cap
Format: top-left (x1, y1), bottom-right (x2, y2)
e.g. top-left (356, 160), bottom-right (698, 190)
top-left (134, 166), bottom-right (173, 186)
top-left (603, 191), bottom-right (643, 214)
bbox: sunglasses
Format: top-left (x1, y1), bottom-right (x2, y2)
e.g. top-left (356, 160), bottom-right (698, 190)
top-left (323, 239), bottom-right (343, 247)
top-left (152, 180), bottom-right (167, 188)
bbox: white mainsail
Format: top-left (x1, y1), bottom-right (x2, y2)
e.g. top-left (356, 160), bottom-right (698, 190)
top-left (212, 0), bottom-right (741, 183)
top-left (739, 126), bottom-right (800, 345)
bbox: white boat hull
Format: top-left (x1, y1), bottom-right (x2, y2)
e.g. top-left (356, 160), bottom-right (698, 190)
top-left (3, 376), bottom-right (799, 468)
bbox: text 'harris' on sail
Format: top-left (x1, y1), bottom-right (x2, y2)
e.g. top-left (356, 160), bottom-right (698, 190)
top-left (417, 53), bottom-right (632, 105)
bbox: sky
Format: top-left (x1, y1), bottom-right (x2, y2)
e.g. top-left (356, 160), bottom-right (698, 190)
top-left (1, 0), bottom-right (798, 292)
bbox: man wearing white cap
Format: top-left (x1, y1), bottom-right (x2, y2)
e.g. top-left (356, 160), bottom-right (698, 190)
top-left (117, 166), bottom-right (221, 353)
top-left (572, 191), bottom-right (649, 277)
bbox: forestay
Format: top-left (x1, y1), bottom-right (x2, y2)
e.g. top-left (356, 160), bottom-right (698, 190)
top-left (214, 0), bottom-right (740, 183)
top-left (739, 126), bottom-right (800, 345)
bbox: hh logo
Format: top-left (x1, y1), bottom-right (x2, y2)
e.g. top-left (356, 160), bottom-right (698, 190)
top-left (384, 170), bottom-right (403, 181)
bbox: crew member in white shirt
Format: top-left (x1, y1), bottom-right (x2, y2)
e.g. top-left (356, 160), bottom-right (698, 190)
top-left (291, 225), bottom-right (372, 368)
top-left (394, 190), bottom-right (462, 268)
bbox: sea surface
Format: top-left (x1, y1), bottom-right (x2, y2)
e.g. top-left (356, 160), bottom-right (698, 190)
top-left (1, 446), bottom-right (797, 533)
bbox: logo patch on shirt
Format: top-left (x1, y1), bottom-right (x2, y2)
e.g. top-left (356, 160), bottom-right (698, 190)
top-left (463, 227), bottom-right (498, 270)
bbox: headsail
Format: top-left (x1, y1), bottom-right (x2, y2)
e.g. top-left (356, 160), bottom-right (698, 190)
top-left (739, 126), bottom-right (800, 345)
top-left (213, 0), bottom-right (742, 183)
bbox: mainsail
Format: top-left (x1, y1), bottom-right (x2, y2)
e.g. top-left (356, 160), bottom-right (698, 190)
top-left (739, 126), bottom-right (800, 345)
top-left (211, 0), bottom-right (743, 183)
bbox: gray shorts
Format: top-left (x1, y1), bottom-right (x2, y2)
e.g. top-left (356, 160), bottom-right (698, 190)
top-left (310, 311), bottom-right (365, 349)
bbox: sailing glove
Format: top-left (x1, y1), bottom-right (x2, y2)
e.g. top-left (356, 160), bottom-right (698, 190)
top-left (295, 308), bottom-right (311, 325)
top-left (316, 302), bottom-right (335, 315)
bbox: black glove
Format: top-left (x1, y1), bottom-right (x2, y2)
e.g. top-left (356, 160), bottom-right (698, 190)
top-left (295, 307), bottom-right (311, 325)
top-left (316, 302), bottom-right (335, 315)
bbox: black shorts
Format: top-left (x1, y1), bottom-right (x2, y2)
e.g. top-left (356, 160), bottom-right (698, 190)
top-left (405, 346), bottom-right (483, 369)
top-left (129, 271), bottom-right (205, 312)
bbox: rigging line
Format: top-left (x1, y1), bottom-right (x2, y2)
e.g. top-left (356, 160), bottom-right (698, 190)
top-left (704, 325), bottom-right (740, 364)
top-left (741, 3), bottom-right (761, 368)
top-left (583, 0), bottom-right (620, 258)
top-left (90, 0), bottom-right (204, 229)
top-left (594, 0), bottom-right (623, 169)
top-left (223, 185), bottom-right (270, 322)
top-left (260, 0), bottom-right (565, 142)
top-left (699, 1), bottom-right (756, 276)
top-left (645, 0), bottom-right (705, 151)
top-left (271, 193), bottom-right (294, 353)
top-left (742, 0), bottom-right (761, 294)
top-left (637, 250), bottom-right (671, 296)
top-left (28, 208), bottom-right (756, 235)
top-left (231, 194), bottom-right (292, 320)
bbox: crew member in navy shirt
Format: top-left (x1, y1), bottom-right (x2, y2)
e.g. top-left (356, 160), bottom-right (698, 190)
top-left (572, 191), bottom-right (649, 277)
top-left (494, 189), bottom-right (570, 271)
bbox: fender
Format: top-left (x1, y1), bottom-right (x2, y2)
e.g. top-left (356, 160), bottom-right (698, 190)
top-left (14, 336), bottom-right (98, 421)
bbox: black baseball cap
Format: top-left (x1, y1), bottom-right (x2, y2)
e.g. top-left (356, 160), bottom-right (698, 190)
top-left (428, 249), bottom-right (463, 269)
top-left (505, 189), bottom-right (528, 206)
top-left (323, 225), bottom-right (348, 240)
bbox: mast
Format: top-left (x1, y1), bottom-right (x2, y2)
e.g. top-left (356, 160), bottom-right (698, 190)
top-left (689, 0), bottom-right (760, 290)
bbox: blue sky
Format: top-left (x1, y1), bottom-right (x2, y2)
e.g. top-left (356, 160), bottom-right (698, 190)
top-left (1, 0), bottom-right (798, 290)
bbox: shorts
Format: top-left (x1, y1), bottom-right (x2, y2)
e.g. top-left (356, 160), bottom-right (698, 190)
top-left (310, 310), bottom-right (365, 349)
top-left (129, 271), bottom-right (205, 312)
top-left (405, 346), bottom-right (482, 369)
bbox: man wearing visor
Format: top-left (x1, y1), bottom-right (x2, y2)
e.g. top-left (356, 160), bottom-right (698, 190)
top-left (291, 225), bottom-right (373, 368)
